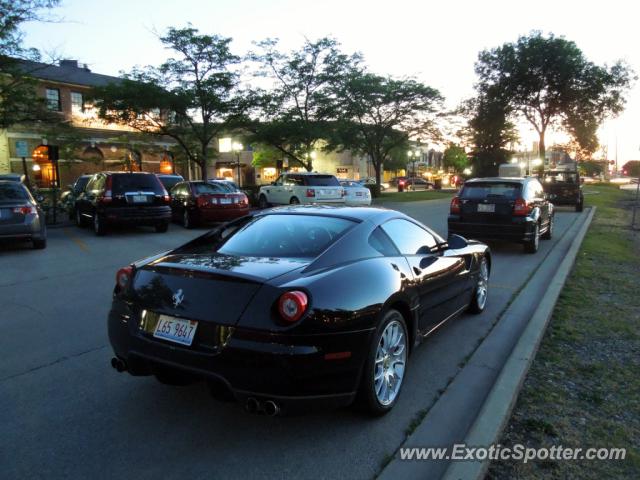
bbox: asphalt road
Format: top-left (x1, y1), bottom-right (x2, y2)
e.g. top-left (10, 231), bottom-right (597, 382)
top-left (0, 200), bottom-right (581, 479)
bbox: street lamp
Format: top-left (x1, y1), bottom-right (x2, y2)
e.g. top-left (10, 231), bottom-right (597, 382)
top-left (232, 142), bottom-right (243, 187)
top-left (407, 150), bottom-right (420, 188)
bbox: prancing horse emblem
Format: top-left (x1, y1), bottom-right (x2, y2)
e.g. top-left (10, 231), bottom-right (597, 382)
top-left (172, 289), bottom-right (184, 308)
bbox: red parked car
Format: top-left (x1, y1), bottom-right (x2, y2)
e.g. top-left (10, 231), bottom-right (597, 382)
top-left (169, 181), bottom-right (250, 228)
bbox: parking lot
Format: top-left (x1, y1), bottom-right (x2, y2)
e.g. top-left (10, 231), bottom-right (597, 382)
top-left (0, 199), bottom-right (584, 479)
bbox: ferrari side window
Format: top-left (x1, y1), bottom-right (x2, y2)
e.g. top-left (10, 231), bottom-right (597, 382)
top-left (381, 219), bottom-right (437, 255)
top-left (368, 227), bottom-right (399, 256)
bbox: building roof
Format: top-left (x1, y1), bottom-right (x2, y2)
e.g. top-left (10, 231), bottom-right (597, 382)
top-left (16, 59), bottom-right (121, 88)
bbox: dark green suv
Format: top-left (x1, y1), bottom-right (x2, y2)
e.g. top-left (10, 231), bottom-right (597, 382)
top-left (542, 170), bottom-right (584, 212)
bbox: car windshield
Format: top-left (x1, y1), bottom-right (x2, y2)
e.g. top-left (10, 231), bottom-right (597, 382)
top-left (193, 182), bottom-right (228, 194)
top-left (111, 174), bottom-right (164, 195)
top-left (304, 175), bottom-right (340, 186)
top-left (0, 183), bottom-right (30, 203)
top-left (74, 176), bottom-right (90, 193)
top-left (159, 176), bottom-right (183, 191)
top-left (217, 214), bottom-right (355, 258)
top-left (461, 182), bottom-right (522, 200)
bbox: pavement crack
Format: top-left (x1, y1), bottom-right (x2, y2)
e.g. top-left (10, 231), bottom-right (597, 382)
top-left (0, 344), bottom-right (108, 383)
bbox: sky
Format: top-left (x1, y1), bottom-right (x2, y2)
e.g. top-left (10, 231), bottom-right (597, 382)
top-left (21, 0), bottom-right (640, 165)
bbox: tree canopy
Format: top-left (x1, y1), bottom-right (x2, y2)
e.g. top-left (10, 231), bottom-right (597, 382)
top-left (475, 32), bottom-right (633, 160)
top-left (247, 37), bottom-right (361, 171)
top-left (443, 143), bottom-right (469, 172)
top-left (0, 0), bottom-right (61, 128)
top-left (331, 71), bottom-right (443, 185)
top-left (93, 26), bottom-right (244, 179)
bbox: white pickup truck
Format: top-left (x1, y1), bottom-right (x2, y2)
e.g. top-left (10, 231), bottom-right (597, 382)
top-left (258, 172), bottom-right (345, 208)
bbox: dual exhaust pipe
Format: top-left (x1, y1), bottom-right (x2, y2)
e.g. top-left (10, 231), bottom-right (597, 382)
top-left (245, 397), bottom-right (280, 417)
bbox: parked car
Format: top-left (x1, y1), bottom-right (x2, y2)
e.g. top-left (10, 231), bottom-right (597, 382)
top-left (0, 180), bottom-right (47, 249)
top-left (258, 172), bottom-right (345, 208)
top-left (108, 206), bottom-right (491, 415)
top-left (404, 177), bottom-right (435, 191)
top-left (340, 180), bottom-right (372, 206)
top-left (209, 177), bottom-right (240, 191)
top-left (170, 180), bottom-right (250, 228)
top-left (448, 177), bottom-right (554, 253)
top-left (75, 172), bottom-right (171, 236)
top-left (62, 174), bottom-right (92, 219)
top-left (357, 177), bottom-right (389, 191)
top-left (157, 174), bottom-right (184, 194)
top-left (0, 173), bottom-right (27, 183)
top-left (542, 170), bottom-right (584, 212)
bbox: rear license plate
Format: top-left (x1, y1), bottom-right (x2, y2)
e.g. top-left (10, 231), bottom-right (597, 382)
top-left (132, 195), bottom-right (148, 203)
top-left (220, 198), bottom-right (232, 204)
top-left (477, 203), bottom-right (495, 213)
top-left (153, 315), bottom-right (198, 346)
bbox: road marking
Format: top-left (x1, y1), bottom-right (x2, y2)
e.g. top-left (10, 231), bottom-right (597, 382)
top-left (63, 228), bottom-right (89, 252)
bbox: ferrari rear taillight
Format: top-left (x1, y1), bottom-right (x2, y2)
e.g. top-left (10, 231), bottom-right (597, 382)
top-left (450, 196), bottom-right (461, 214)
top-left (13, 205), bottom-right (37, 215)
top-left (306, 189), bottom-right (315, 198)
top-left (513, 198), bottom-right (531, 216)
top-left (115, 266), bottom-right (133, 290)
top-left (278, 291), bottom-right (308, 323)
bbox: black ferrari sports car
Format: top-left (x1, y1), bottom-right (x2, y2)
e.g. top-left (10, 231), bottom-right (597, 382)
top-left (108, 206), bottom-right (491, 415)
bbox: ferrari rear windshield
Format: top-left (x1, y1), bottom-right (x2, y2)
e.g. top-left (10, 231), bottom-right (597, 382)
top-left (461, 182), bottom-right (522, 200)
top-left (217, 214), bottom-right (355, 258)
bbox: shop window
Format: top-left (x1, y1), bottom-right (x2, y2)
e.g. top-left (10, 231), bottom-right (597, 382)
top-left (46, 88), bottom-right (61, 111)
top-left (71, 92), bottom-right (84, 114)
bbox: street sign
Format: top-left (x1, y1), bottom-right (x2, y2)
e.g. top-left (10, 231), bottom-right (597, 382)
top-left (15, 140), bottom-right (29, 158)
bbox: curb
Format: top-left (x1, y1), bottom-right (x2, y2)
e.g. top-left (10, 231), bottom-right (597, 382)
top-left (442, 206), bottom-right (596, 480)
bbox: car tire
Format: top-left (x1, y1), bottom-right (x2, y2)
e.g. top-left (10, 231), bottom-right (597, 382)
top-left (524, 223), bottom-right (539, 253)
top-left (357, 309), bottom-right (408, 415)
top-left (542, 214), bottom-right (554, 240)
top-left (290, 197), bottom-right (300, 205)
top-left (155, 221), bottom-right (169, 233)
top-left (183, 210), bottom-right (194, 229)
top-left (32, 238), bottom-right (47, 249)
top-left (467, 256), bottom-right (489, 313)
top-left (93, 213), bottom-right (106, 236)
top-left (258, 194), bottom-right (269, 209)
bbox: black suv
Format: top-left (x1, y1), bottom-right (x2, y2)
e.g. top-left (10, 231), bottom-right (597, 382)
top-left (448, 177), bottom-right (554, 253)
top-left (542, 169), bottom-right (584, 212)
top-left (75, 172), bottom-right (171, 235)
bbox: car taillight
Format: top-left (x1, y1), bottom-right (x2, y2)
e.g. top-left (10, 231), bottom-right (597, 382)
top-left (399, 180), bottom-right (405, 186)
top-left (306, 189), bottom-right (315, 198)
top-left (115, 266), bottom-right (133, 290)
top-left (278, 291), bottom-right (308, 323)
top-left (196, 196), bottom-right (208, 207)
top-left (450, 196), bottom-right (461, 214)
top-left (13, 205), bottom-right (37, 215)
top-left (513, 198), bottom-right (531, 216)
top-left (240, 194), bottom-right (248, 205)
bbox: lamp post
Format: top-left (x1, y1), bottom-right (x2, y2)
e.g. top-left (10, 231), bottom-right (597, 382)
top-left (407, 150), bottom-right (420, 189)
top-left (232, 142), bottom-right (243, 187)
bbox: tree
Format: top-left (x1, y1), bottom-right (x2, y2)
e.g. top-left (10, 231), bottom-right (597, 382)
top-left (247, 37), bottom-right (360, 171)
top-left (475, 32), bottom-right (633, 161)
top-left (93, 26), bottom-right (244, 180)
top-left (0, 0), bottom-right (61, 128)
top-left (332, 71), bottom-right (443, 187)
top-left (622, 161), bottom-right (640, 177)
top-left (462, 94), bottom-right (518, 176)
top-left (251, 144), bottom-right (281, 168)
top-left (443, 143), bottom-right (469, 172)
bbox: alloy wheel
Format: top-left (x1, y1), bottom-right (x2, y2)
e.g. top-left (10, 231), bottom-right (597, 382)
top-left (476, 257), bottom-right (489, 310)
top-left (374, 317), bottom-right (407, 406)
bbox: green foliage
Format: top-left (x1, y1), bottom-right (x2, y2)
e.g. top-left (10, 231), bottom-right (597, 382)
top-left (247, 37), bottom-right (361, 171)
top-left (331, 71), bottom-right (443, 185)
top-left (0, 0), bottom-right (62, 128)
top-left (251, 144), bottom-right (281, 168)
top-left (475, 31), bottom-right (634, 159)
top-left (577, 160), bottom-right (605, 177)
top-left (93, 26), bottom-right (243, 180)
top-left (621, 160), bottom-right (640, 177)
top-left (443, 143), bottom-right (469, 172)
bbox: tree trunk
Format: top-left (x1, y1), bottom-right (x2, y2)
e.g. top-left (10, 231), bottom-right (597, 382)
top-left (538, 132), bottom-right (546, 162)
